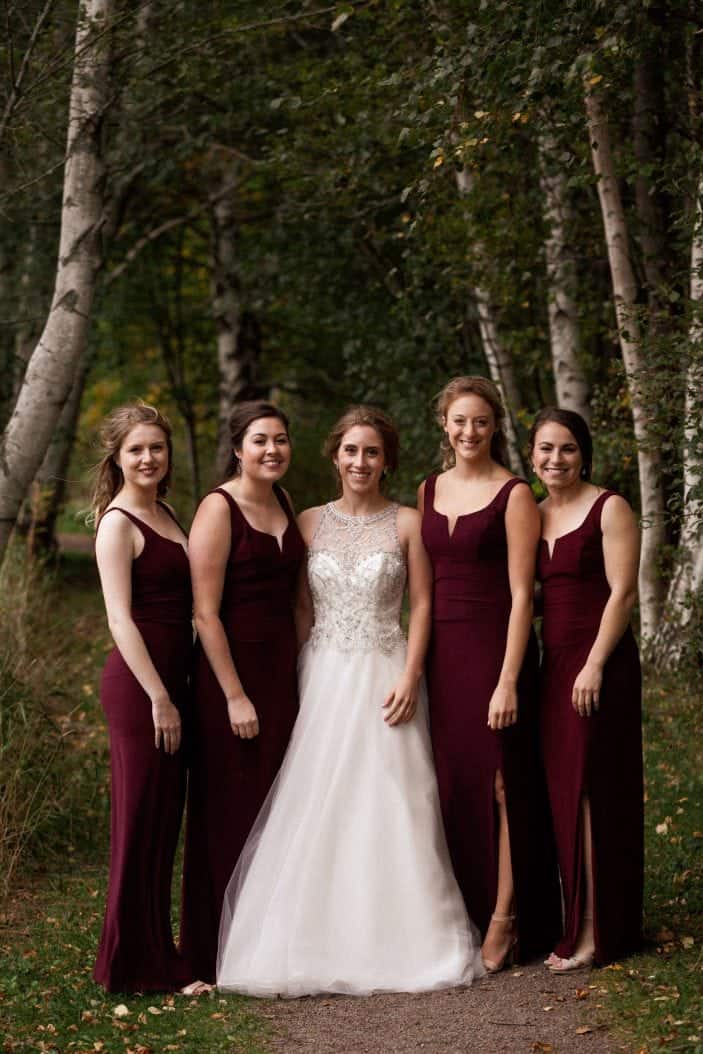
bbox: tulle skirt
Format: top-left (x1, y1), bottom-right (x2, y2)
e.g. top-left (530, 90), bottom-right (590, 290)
top-left (217, 640), bottom-right (484, 997)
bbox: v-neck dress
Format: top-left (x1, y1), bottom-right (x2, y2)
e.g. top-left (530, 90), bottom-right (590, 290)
top-left (538, 490), bottom-right (643, 965)
top-left (180, 483), bottom-right (305, 983)
top-left (93, 505), bottom-right (193, 993)
top-left (421, 474), bottom-right (560, 960)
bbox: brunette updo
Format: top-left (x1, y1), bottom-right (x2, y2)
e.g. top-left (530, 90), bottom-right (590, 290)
top-left (90, 402), bottom-right (173, 524)
top-left (435, 376), bottom-right (509, 469)
top-left (323, 405), bottom-right (400, 480)
top-left (528, 407), bottom-right (593, 481)
top-left (224, 400), bottom-right (291, 479)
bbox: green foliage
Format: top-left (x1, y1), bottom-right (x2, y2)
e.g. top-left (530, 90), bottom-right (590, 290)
top-left (0, 548), bottom-right (109, 902)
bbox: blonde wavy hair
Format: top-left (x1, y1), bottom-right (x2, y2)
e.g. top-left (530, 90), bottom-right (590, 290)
top-left (89, 402), bottom-right (173, 524)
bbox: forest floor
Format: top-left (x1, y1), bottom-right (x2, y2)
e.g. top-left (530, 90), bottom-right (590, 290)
top-left (0, 543), bottom-right (701, 1054)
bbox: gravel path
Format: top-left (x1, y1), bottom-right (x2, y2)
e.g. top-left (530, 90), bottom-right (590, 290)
top-left (256, 962), bottom-right (624, 1054)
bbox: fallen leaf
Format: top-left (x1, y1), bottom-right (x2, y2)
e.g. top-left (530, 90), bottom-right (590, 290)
top-left (681, 936), bottom-right (695, 949)
top-left (113, 1004), bottom-right (130, 1018)
top-left (146, 1006), bottom-right (162, 1015)
top-left (530, 1044), bottom-right (554, 1053)
top-left (576, 1026), bottom-right (593, 1035)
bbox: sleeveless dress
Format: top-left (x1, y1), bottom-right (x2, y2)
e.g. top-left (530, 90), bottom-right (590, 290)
top-left (180, 484), bottom-right (305, 983)
top-left (421, 475), bottom-right (560, 960)
top-left (93, 506), bottom-right (192, 993)
top-left (538, 490), bottom-right (643, 965)
top-left (217, 502), bottom-right (484, 997)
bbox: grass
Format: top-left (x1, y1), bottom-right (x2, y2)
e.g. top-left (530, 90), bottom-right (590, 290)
top-left (596, 677), bottom-right (703, 1054)
top-left (0, 549), bottom-right (271, 1054)
top-left (1, 547), bottom-right (702, 1053)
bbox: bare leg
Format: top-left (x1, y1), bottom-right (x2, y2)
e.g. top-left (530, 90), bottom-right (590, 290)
top-left (548, 796), bottom-right (596, 971)
top-left (482, 771), bottom-right (516, 972)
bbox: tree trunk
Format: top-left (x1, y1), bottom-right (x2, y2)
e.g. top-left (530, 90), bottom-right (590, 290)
top-left (538, 132), bottom-right (590, 421)
top-left (456, 167), bottom-right (526, 476)
top-left (585, 85), bottom-right (666, 646)
top-left (0, 0), bottom-right (112, 566)
top-left (211, 187), bottom-right (262, 481)
top-left (653, 180), bottom-right (703, 665)
top-left (23, 355), bottom-right (90, 555)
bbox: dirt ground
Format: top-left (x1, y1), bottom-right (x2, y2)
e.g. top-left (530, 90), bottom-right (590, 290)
top-left (257, 961), bottom-right (624, 1054)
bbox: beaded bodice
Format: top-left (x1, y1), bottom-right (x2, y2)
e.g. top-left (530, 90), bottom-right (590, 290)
top-left (307, 502), bottom-right (406, 655)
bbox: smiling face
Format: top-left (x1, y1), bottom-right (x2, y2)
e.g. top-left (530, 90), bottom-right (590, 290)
top-left (116, 423), bottom-right (170, 491)
top-left (236, 416), bottom-right (291, 482)
top-left (334, 424), bottom-right (386, 497)
top-left (443, 393), bottom-right (496, 465)
top-left (531, 421), bottom-right (584, 491)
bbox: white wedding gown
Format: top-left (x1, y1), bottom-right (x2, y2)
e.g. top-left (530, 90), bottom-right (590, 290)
top-left (217, 502), bottom-right (484, 997)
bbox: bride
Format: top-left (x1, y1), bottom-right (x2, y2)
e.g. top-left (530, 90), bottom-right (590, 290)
top-left (217, 406), bottom-right (485, 997)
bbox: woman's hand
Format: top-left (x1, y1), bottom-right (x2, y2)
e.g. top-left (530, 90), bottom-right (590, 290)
top-left (383, 672), bottom-right (420, 726)
top-left (571, 661), bottom-right (602, 717)
top-left (487, 682), bottom-right (518, 730)
top-left (227, 695), bottom-right (260, 738)
top-left (151, 693), bottom-right (182, 753)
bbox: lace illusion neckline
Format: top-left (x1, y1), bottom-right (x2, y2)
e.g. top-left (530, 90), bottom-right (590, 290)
top-left (327, 501), bottom-right (396, 524)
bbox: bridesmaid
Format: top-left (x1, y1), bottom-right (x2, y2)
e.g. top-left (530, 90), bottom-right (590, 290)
top-left (419, 376), bottom-right (560, 972)
top-left (530, 407), bottom-right (643, 971)
top-left (92, 402), bottom-right (193, 993)
top-left (180, 400), bottom-right (305, 984)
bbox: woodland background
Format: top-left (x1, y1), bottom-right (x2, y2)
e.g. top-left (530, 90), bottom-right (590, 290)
top-left (1, 0), bottom-right (703, 661)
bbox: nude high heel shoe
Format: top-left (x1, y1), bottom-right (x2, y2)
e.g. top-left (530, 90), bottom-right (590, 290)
top-left (482, 913), bottom-right (518, 973)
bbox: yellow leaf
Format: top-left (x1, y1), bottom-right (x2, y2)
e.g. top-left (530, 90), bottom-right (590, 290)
top-left (588, 74), bottom-right (603, 86)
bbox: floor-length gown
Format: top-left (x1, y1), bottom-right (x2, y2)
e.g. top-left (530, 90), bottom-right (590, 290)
top-left (538, 490), bottom-right (643, 965)
top-left (217, 502), bottom-right (485, 997)
top-left (422, 475), bottom-right (560, 960)
top-left (180, 483), bottom-right (304, 983)
top-left (93, 507), bottom-right (192, 993)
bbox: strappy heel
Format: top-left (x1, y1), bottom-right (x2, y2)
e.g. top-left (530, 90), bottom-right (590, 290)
top-left (482, 913), bottom-right (518, 974)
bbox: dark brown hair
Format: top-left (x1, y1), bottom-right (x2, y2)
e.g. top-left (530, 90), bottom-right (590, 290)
top-left (435, 376), bottom-right (509, 469)
top-left (528, 406), bottom-right (593, 481)
top-left (323, 405), bottom-right (400, 486)
top-left (225, 400), bottom-right (290, 478)
top-left (90, 402), bottom-right (173, 523)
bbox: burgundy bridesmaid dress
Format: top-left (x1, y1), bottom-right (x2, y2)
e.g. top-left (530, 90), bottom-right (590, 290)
top-left (93, 507), bottom-right (192, 993)
top-left (538, 490), bottom-right (643, 965)
top-left (180, 483), bottom-right (305, 983)
top-left (422, 474), bottom-right (560, 960)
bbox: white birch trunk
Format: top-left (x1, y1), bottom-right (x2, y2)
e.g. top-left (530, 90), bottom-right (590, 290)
top-left (0, 0), bottom-right (112, 564)
top-left (585, 87), bottom-right (666, 645)
top-left (456, 167), bottom-right (526, 476)
top-left (654, 181), bottom-right (703, 665)
top-left (539, 132), bottom-right (590, 421)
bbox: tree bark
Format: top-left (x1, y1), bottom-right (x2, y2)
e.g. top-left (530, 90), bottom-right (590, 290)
top-left (585, 85), bottom-right (666, 646)
top-left (538, 132), bottom-right (590, 421)
top-left (211, 186), bottom-right (263, 481)
top-left (23, 355), bottom-right (90, 555)
top-left (456, 167), bottom-right (526, 476)
top-left (0, 0), bottom-right (113, 566)
top-left (653, 180), bottom-right (703, 665)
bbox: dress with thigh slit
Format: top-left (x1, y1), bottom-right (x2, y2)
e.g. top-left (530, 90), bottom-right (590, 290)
top-left (421, 474), bottom-right (560, 960)
top-left (538, 490), bottom-right (643, 965)
top-left (93, 506), bottom-right (192, 993)
top-left (180, 483), bottom-right (304, 983)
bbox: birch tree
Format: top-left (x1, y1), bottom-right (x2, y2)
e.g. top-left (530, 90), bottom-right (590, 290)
top-left (585, 84), bottom-right (666, 645)
top-left (455, 167), bottom-right (526, 476)
top-left (538, 131), bottom-right (590, 422)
